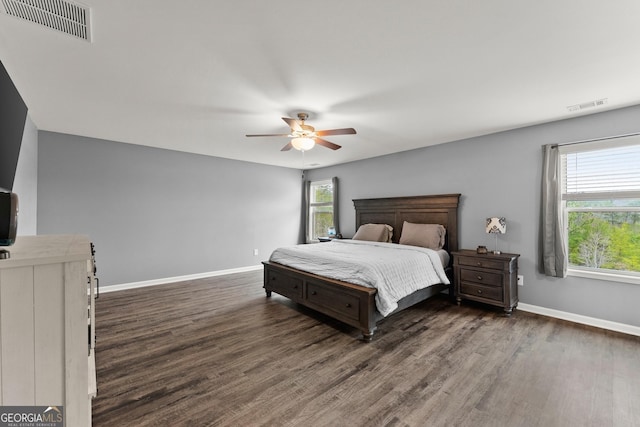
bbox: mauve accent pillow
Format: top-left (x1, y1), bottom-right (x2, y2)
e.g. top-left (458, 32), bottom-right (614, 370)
top-left (352, 223), bottom-right (394, 242)
top-left (399, 222), bottom-right (446, 250)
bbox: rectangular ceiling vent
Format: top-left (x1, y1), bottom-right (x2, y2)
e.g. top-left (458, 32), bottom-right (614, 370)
top-left (0, 0), bottom-right (92, 42)
top-left (567, 98), bottom-right (608, 112)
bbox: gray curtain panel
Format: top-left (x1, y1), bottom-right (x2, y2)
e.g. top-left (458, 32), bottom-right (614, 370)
top-left (303, 179), bottom-right (311, 242)
top-left (332, 176), bottom-right (339, 235)
top-left (540, 145), bottom-right (567, 277)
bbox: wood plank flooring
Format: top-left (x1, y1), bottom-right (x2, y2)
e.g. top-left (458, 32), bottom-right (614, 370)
top-left (92, 270), bottom-right (640, 427)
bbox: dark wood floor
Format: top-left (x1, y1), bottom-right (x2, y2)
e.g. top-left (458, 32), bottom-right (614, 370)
top-left (92, 270), bottom-right (640, 427)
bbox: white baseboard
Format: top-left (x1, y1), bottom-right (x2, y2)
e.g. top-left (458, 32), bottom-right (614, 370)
top-left (517, 303), bottom-right (640, 337)
top-left (100, 265), bottom-right (263, 294)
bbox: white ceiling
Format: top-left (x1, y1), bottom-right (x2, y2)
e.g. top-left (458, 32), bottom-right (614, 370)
top-left (2, 1), bottom-right (640, 169)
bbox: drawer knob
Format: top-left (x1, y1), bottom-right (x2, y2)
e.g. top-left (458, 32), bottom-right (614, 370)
top-left (311, 291), bottom-right (317, 295)
top-left (345, 303), bottom-right (352, 308)
top-left (477, 289), bottom-right (483, 294)
top-left (293, 285), bottom-right (298, 289)
top-left (476, 262), bottom-right (482, 266)
top-left (477, 275), bottom-right (483, 280)
top-left (271, 277), bottom-right (276, 281)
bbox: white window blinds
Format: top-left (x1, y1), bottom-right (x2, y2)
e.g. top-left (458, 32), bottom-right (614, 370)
top-left (561, 139), bottom-right (640, 201)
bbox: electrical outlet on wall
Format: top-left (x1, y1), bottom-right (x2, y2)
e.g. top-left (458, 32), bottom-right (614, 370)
top-left (517, 275), bottom-right (524, 286)
top-left (253, 249), bottom-right (259, 256)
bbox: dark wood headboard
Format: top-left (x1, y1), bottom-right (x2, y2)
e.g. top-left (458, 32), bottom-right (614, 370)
top-left (352, 194), bottom-right (461, 253)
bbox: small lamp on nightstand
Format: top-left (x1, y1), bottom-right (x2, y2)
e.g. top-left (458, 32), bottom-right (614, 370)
top-left (486, 217), bottom-right (506, 254)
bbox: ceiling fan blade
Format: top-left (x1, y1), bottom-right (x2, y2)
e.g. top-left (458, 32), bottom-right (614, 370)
top-left (245, 133), bottom-right (290, 137)
top-left (315, 138), bottom-right (341, 150)
top-left (282, 117), bottom-right (303, 132)
top-left (315, 128), bottom-right (356, 137)
top-left (281, 142), bottom-right (293, 151)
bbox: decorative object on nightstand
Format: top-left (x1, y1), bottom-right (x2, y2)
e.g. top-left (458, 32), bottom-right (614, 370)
top-left (452, 250), bottom-right (520, 315)
top-left (486, 217), bottom-right (506, 254)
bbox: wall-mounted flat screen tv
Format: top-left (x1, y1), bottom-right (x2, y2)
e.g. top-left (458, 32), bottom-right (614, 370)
top-left (0, 59), bottom-right (28, 192)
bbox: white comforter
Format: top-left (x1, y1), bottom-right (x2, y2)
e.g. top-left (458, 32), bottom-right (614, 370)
top-left (268, 239), bottom-right (450, 316)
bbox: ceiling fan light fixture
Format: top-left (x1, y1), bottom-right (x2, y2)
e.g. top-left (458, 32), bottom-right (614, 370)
top-left (291, 137), bottom-right (315, 151)
top-left (246, 114), bottom-right (353, 152)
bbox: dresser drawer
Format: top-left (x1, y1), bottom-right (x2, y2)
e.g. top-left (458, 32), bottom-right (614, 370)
top-left (457, 256), bottom-right (505, 271)
top-left (266, 270), bottom-right (303, 300)
top-left (307, 282), bottom-right (360, 321)
top-left (460, 282), bottom-right (503, 302)
top-left (459, 268), bottom-right (502, 287)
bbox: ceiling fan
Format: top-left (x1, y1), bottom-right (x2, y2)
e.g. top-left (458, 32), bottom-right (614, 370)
top-left (246, 113), bottom-right (356, 151)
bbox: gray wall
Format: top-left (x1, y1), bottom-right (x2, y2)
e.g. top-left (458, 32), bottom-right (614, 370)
top-left (13, 115), bottom-right (38, 235)
top-left (35, 105), bottom-right (640, 327)
top-left (38, 132), bottom-right (302, 287)
top-left (306, 105), bottom-right (640, 328)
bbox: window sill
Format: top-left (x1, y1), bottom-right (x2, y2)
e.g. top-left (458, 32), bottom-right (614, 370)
top-left (568, 268), bottom-right (640, 285)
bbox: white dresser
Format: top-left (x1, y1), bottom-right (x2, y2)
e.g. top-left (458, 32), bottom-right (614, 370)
top-left (0, 235), bottom-right (97, 427)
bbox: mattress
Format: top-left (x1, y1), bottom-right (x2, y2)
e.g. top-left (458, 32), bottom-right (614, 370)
top-left (269, 239), bottom-right (450, 316)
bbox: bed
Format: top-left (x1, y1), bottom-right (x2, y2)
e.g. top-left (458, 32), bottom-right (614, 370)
top-left (262, 193), bottom-right (460, 340)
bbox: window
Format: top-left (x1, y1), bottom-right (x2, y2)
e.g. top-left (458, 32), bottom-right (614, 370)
top-left (559, 136), bottom-right (640, 283)
top-left (306, 178), bottom-right (338, 242)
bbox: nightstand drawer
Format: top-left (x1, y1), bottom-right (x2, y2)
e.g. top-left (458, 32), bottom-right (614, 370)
top-left (457, 256), bottom-right (505, 271)
top-left (266, 270), bottom-right (303, 300)
top-left (460, 282), bottom-right (503, 302)
top-left (459, 268), bottom-right (502, 287)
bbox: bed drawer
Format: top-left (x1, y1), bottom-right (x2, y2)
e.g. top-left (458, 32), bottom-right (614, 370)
top-left (306, 282), bottom-right (360, 321)
top-left (459, 282), bottom-right (503, 302)
top-left (266, 269), bottom-right (303, 300)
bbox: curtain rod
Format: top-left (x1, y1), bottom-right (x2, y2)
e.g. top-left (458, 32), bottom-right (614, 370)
top-left (549, 131), bottom-right (640, 148)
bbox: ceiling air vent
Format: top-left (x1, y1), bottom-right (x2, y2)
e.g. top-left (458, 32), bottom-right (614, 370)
top-left (567, 98), bottom-right (608, 112)
top-left (0, 0), bottom-right (91, 42)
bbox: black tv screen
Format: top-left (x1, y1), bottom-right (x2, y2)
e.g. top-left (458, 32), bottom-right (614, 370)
top-left (0, 60), bottom-right (28, 191)
top-left (0, 191), bottom-right (18, 246)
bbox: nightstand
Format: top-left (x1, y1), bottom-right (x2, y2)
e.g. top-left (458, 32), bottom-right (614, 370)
top-left (452, 250), bottom-right (520, 315)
